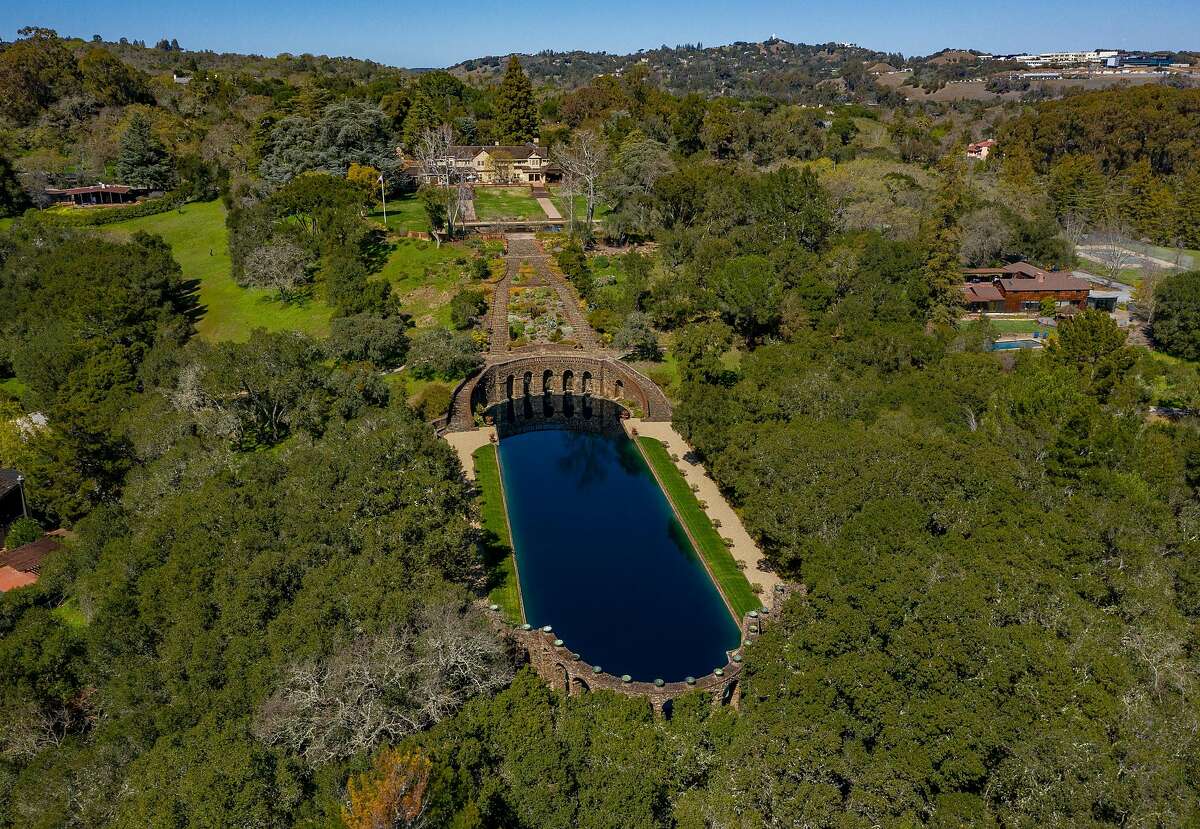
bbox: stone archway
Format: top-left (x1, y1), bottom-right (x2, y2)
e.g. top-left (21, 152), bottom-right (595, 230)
top-left (523, 371), bottom-right (533, 397)
top-left (581, 371), bottom-right (593, 394)
top-left (571, 676), bottom-right (590, 696)
top-left (562, 369), bottom-right (575, 393)
top-left (555, 663), bottom-right (570, 695)
top-left (505, 374), bottom-right (515, 400)
top-left (542, 369), bottom-right (554, 394)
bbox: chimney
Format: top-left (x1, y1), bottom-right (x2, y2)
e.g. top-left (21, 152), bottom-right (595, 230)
top-left (533, 137), bottom-right (539, 145)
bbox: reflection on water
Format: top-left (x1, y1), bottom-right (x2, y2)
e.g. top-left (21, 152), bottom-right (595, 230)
top-left (494, 395), bottom-right (741, 682)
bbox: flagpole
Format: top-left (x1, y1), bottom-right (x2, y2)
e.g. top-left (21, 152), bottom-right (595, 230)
top-left (379, 174), bottom-right (387, 229)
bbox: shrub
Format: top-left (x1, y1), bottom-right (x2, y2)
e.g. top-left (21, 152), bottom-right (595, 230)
top-left (450, 289), bottom-right (487, 330)
top-left (4, 516), bottom-right (41, 549)
top-left (412, 382), bottom-right (452, 421)
top-left (408, 328), bottom-right (483, 380)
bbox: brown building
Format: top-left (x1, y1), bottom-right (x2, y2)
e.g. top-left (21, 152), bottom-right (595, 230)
top-left (961, 262), bottom-right (1090, 313)
top-left (0, 534), bottom-right (62, 593)
top-left (46, 183), bottom-right (150, 207)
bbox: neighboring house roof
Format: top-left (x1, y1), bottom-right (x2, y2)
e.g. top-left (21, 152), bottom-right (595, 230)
top-left (0, 469), bottom-right (20, 499)
top-left (961, 283), bottom-right (1005, 303)
top-left (0, 535), bottom-right (62, 575)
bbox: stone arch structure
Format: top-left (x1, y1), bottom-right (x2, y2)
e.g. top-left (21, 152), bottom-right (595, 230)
top-left (581, 371), bottom-right (593, 394)
top-left (571, 676), bottom-right (590, 696)
top-left (522, 371), bottom-right (533, 397)
top-left (450, 355), bottom-right (671, 431)
top-left (555, 663), bottom-right (570, 695)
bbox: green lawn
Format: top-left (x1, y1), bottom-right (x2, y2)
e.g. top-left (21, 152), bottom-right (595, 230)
top-left (104, 200), bottom-right (333, 342)
top-left (473, 445), bottom-right (523, 624)
top-left (987, 318), bottom-right (1054, 335)
top-left (368, 193), bottom-right (429, 234)
top-left (636, 437), bottom-right (759, 617)
top-left (376, 238), bottom-right (471, 327)
top-left (473, 187), bottom-right (546, 222)
top-left (548, 190), bottom-right (609, 222)
top-left (0, 377), bottom-right (28, 400)
top-left (52, 599), bottom-right (88, 629)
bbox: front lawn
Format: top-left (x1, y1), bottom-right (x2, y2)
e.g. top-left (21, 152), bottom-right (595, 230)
top-left (636, 436), bottom-right (759, 617)
top-left (473, 445), bottom-right (523, 624)
top-left (473, 187), bottom-right (546, 221)
top-left (104, 200), bottom-right (333, 342)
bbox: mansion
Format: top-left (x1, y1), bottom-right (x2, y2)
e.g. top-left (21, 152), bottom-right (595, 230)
top-left (403, 141), bottom-right (561, 185)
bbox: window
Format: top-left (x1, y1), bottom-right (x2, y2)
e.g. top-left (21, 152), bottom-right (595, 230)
top-left (1022, 301), bottom-right (1041, 311)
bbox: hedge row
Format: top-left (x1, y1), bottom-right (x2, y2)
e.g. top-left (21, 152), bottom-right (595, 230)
top-left (28, 191), bottom-right (193, 227)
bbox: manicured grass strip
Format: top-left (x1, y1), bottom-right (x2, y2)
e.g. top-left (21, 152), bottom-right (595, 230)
top-left (637, 437), bottom-right (759, 618)
top-left (987, 318), bottom-right (1054, 335)
top-left (473, 445), bottom-right (523, 624)
top-left (473, 187), bottom-right (544, 221)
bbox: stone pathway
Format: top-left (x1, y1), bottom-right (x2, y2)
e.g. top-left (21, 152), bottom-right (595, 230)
top-left (536, 197), bottom-right (562, 221)
top-left (624, 419), bottom-right (780, 595)
top-left (445, 427), bottom-right (496, 479)
top-left (459, 190), bottom-right (477, 222)
top-left (496, 234), bottom-right (600, 352)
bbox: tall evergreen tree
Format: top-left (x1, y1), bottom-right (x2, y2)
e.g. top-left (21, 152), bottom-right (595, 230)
top-left (1175, 169), bottom-right (1200, 250)
top-left (494, 56), bottom-right (538, 143)
top-left (920, 157), bottom-right (968, 326)
top-left (115, 113), bottom-right (174, 190)
top-left (0, 154), bottom-right (30, 217)
top-left (401, 93), bottom-right (439, 153)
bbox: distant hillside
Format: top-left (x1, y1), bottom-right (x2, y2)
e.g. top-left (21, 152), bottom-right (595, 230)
top-left (450, 39), bottom-right (907, 97)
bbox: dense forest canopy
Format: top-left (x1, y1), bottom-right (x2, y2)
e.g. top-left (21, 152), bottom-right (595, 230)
top-left (1, 20), bottom-right (1200, 829)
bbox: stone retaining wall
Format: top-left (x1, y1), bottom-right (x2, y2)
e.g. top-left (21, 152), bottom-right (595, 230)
top-left (485, 583), bottom-right (801, 716)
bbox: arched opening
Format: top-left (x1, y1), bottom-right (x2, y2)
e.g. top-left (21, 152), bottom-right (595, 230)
top-left (721, 679), bottom-right (738, 706)
top-left (555, 663), bottom-right (569, 695)
top-left (522, 371), bottom-right (533, 397)
top-left (542, 369), bottom-right (554, 394)
top-left (614, 379), bottom-right (624, 401)
top-left (581, 371), bottom-right (593, 394)
top-left (562, 369), bottom-right (575, 393)
top-left (505, 374), bottom-right (515, 400)
top-left (571, 676), bottom-right (590, 696)
top-left (660, 699), bottom-right (674, 720)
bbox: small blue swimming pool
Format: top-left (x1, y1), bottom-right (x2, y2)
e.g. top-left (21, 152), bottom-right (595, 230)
top-left (991, 339), bottom-right (1043, 351)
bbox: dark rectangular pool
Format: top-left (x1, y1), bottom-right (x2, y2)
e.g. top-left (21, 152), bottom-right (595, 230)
top-left (494, 397), bottom-right (741, 681)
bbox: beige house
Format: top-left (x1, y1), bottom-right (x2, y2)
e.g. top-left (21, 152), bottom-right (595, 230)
top-left (406, 142), bottom-right (560, 185)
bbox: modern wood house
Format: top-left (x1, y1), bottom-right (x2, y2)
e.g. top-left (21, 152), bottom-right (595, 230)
top-left (46, 182), bottom-right (150, 206)
top-left (961, 262), bottom-right (1091, 313)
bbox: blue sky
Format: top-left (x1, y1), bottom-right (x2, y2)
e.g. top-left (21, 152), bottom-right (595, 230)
top-left (2, 0), bottom-right (1195, 67)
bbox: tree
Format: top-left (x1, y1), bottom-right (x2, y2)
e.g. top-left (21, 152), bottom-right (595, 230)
top-left (115, 113), bottom-right (174, 190)
top-left (240, 240), bottom-right (313, 301)
top-left (414, 125), bottom-right (469, 243)
top-left (343, 748), bottom-right (433, 829)
top-left (1152, 271), bottom-right (1200, 360)
top-left (328, 315), bottom-right (410, 369)
top-left (551, 129), bottom-right (608, 231)
top-left (713, 255), bottom-right (782, 344)
top-left (613, 312), bottom-right (662, 360)
top-left (0, 155), bottom-right (31, 218)
top-left (408, 328), bottom-right (483, 380)
top-left (673, 320), bottom-right (733, 385)
top-left (79, 46), bottom-right (152, 106)
top-left (0, 28), bottom-right (81, 124)
top-left (494, 56), bottom-right (538, 143)
top-left (920, 157), bottom-right (968, 325)
top-left (3, 517), bottom-right (42, 550)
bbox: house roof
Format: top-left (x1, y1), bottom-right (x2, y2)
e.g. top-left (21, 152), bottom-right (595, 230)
top-left (961, 283), bottom-right (1005, 303)
top-left (451, 144), bottom-right (544, 161)
top-left (45, 183), bottom-right (142, 196)
top-left (998, 273), bottom-right (1090, 292)
top-left (0, 535), bottom-right (61, 575)
top-left (0, 469), bottom-right (20, 499)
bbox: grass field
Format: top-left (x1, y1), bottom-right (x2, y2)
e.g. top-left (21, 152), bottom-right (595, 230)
top-left (473, 445), bottom-right (522, 624)
top-left (636, 436), bottom-right (759, 617)
top-left (473, 187), bottom-right (546, 221)
top-left (376, 238), bottom-right (471, 328)
top-left (0, 377), bottom-right (28, 400)
top-left (548, 190), bottom-right (610, 222)
top-left (368, 194), bottom-right (429, 234)
top-left (104, 201), bottom-right (334, 342)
